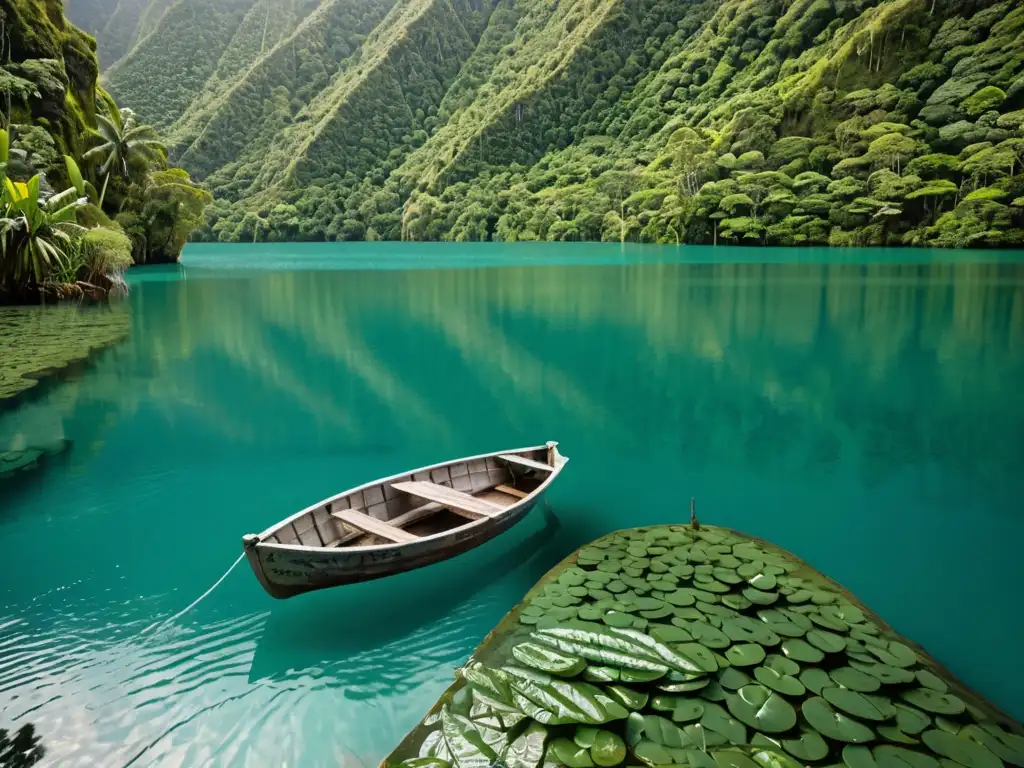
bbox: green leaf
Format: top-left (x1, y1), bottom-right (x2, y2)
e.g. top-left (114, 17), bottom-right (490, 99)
top-left (605, 686), bottom-right (648, 710)
top-left (821, 686), bottom-right (895, 721)
top-left (872, 744), bottom-right (940, 767)
top-left (699, 701), bottom-right (747, 744)
top-left (831, 666), bottom-right (882, 693)
top-left (801, 696), bottom-right (874, 743)
top-left (900, 688), bottom-right (966, 715)
top-left (420, 706), bottom-right (499, 768)
top-left (503, 666), bottom-right (630, 725)
top-left (399, 758), bottom-right (451, 768)
top-left (532, 624), bottom-right (711, 675)
top-left (781, 728), bottom-right (828, 761)
top-left (726, 643), bottom-right (766, 667)
top-left (725, 684), bottom-right (797, 733)
top-left (754, 665), bottom-right (805, 696)
top-left (512, 642), bottom-right (587, 676)
top-left (969, 724), bottom-right (1024, 766)
top-left (548, 737), bottom-right (594, 767)
top-left (590, 731), bottom-right (627, 767)
top-left (842, 745), bottom-right (878, 768)
top-left (505, 722), bottom-right (547, 768)
top-left (922, 729), bottom-right (1002, 768)
top-left (651, 695), bottom-right (704, 722)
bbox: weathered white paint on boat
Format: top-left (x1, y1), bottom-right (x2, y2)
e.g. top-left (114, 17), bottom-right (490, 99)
top-left (242, 442), bottom-right (568, 598)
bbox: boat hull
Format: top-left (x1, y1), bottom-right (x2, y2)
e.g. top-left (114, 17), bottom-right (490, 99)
top-left (247, 494), bottom-right (542, 599)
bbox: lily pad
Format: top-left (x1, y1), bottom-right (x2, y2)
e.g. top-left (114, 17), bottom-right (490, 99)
top-left (603, 611), bottom-right (635, 628)
top-left (900, 689), bottom-right (966, 716)
top-left (754, 665), bottom-right (805, 696)
top-left (893, 704), bottom-right (931, 735)
top-left (726, 684), bottom-right (797, 733)
top-left (781, 639), bottom-right (824, 663)
top-left (714, 567), bottom-right (743, 584)
top-left (757, 610), bottom-right (808, 638)
top-left (764, 654), bottom-right (800, 676)
top-left (799, 667), bottom-right (833, 695)
top-left (810, 605), bottom-right (850, 632)
top-left (590, 731), bottom-right (627, 767)
top-left (650, 625), bottom-right (694, 644)
top-left (651, 696), bottom-right (704, 723)
top-left (782, 728), bottom-right (828, 761)
top-left (872, 745), bottom-right (939, 767)
top-left (700, 701), bottom-right (748, 744)
top-left (676, 642), bottom-right (720, 673)
top-left (687, 621), bottom-right (732, 649)
top-left (666, 590), bottom-right (697, 607)
top-left (549, 737), bottom-right (595, 767)
top-left (962, 724), bottom-right (1024, 766)
top-left (749, 572), bottom-right (778, 591)
top-left (878, 726), bottom-right (919, 745)
top-left (724, 617), bottom-right (781, 646)
top-left (852, 662), bottom-right (916, 685)
top-left (801, 697), bottom-right (875, 743)
top-left (806, 629), bottom-right (847, 654)
top-left (787, 589), bottom-right (813, 604)
top-left (915, 670), bottom-right (948, 694)
top-left (726, 644), bottom-right (767, 667)
top-left (843, 745), bottom-right (879, 768)
top-left (723, 594), bottom-right (754, 611)
top-left (831, 666), bottom-right (883, 693)
top-left (575, 727), bottom-right (600, 748)
top-left (719, 667), bottom-right (752, 690)
top-left (743, 587), bottom-right (779, 606)
top-left (922, 729), bottom-right (1002, 768)
top-left (822, 686), bottom-right (895, 721)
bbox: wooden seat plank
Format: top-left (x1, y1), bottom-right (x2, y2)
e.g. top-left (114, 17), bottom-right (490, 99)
top-left (495, 484), bottom-right (530, 499)
top-left (497, 453), bottom-right (553, 472)
top-left (330, 508), bottom-right (419, 543)
top-left (391, 481), bottom-right (503, 518)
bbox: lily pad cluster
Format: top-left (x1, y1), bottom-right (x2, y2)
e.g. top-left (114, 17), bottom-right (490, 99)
top-left (391, 526), bottom-right (1024, 768)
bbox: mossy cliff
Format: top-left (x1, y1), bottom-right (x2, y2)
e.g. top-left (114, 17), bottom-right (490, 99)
top-left (1, 0), bottom-right (111, 172)
top-left (384, 525), bottom-right (1024, 768)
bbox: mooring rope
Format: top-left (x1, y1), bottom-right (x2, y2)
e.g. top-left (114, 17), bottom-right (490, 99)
top-left (141, 551), bottom-right (246, 636)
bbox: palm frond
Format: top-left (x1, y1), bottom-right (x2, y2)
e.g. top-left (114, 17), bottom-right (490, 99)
top-left (83, 143), bottom-right (113, 162)
top-left (124, 125), bottom-right (160, 142)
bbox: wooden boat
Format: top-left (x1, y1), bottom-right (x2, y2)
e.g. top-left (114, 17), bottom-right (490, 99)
top-left (242, 442), bottom-right (568, 598)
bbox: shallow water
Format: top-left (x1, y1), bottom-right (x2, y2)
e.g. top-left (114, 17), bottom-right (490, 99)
top-left (1, 243), bottom-right (1023, 765)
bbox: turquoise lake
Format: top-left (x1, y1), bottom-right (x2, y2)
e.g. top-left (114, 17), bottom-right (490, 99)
top-left (1, 243), bottom-right (1023, 765)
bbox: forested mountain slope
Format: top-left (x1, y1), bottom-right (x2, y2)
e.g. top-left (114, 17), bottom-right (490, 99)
top-left (76, 0), bottom-right (1024, 246)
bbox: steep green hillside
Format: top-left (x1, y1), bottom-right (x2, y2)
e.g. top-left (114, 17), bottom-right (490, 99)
top-left (65, 0), bottom-right (174, 69)
top-left (90, 0), bottom-right (1024, 246)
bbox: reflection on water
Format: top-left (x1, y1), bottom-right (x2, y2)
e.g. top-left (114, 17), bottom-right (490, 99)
top-left (1, 253), bottom-right (1022, 764)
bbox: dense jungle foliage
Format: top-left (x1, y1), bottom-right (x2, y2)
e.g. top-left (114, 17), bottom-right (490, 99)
top-left (0, 0), bottom-right (209, 303)
top-left (80, 0), bottom-right (1024, 247)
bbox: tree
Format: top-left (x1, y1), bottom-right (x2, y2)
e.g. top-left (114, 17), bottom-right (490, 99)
top-left (83, 104), bottom-right (166, 207)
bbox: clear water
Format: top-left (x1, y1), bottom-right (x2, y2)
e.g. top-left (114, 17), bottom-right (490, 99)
top-left (2, 243), bottom-right (1023, 766)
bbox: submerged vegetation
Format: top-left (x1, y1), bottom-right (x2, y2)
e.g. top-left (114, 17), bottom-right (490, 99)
top-left (0, 0), bottom-right (209, 303)
top-left (386, 524), bottom-right (1024, 768)
top-left (69, 0), bottom-right (1024, 247)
